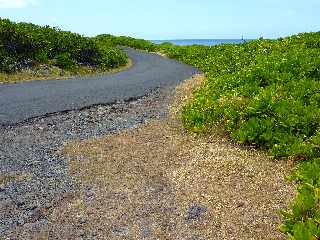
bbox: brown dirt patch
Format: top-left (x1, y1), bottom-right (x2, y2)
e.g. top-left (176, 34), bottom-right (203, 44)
top-left (47, 75), bottom-right (294, 239)
top-left (0, 172), bottom-right (32, 188)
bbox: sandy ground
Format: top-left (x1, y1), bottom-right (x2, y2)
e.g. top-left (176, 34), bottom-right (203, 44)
top-left (9, 75), bottom-right (295, 239)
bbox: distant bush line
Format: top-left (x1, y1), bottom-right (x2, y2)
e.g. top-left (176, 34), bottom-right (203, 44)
top-left (0, 18), bottom-right (128, 73)
top-left (94, 34), bottom-right (157, 52)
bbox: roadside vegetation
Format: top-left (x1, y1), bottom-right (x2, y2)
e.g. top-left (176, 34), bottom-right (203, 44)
top-left (0, 18), bottom-right (128, 83)
top-left (95, 34), bottom-right (157, 52)
top-left (1, 16), bottom-right (318, 238)
top-left (102, 32), bottom-right (320, 239)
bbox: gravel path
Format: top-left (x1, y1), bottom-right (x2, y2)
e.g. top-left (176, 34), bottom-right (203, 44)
top-left (0, 75), bottom-right (295, 239)
top-left (54, 76), bottom-right (294, 239)
top-left (0, 49), bottom-right (197, 237)
top-left (0, 86), bottom-right (175, 238)
top-left (0, 48), bottom-right (198, 125)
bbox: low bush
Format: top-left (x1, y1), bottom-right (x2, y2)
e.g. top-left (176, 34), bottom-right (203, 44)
top-left (174, 34), bottom-right (320, 160)
top-left (115, 32), bottom-right (320, 239)
top-left (280, 160), bottom-right (320, 239)
top-left (167, 34), bottom-right (320, 239)
top-left (54, 53), bottom-right (76, 70)
top-left (95, 34), bottom-right (157, 52)
top-left (0, 18), bottom-right (128, 73)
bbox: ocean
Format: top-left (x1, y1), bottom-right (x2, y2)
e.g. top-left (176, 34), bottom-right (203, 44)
top-left (152, 39), bottom-right (251, 46)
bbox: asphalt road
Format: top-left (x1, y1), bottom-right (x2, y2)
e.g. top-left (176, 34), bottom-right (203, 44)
top-left (0, 48), bottom-right (198, 126)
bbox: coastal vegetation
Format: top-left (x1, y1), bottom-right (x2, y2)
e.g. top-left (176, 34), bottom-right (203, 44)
top-left (160, 34), bottom-right (320, 240)
top-left (103, 32), bottom-right (320, 239)
top-left (95, 34), bottom-right (157, 52)
top-left (0, 18), bottom-right (128, 83)
top-left (1, 16), bottom-right (318, 238)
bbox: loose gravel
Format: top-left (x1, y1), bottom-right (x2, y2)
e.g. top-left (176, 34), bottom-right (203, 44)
top-left (0, 86), bottom-right (173, 238)
top-left (0, 75), bottom-right (295, 239)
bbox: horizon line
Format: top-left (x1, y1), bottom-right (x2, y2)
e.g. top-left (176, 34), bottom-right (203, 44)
top-left (149, 38), bottom-right (258, 41)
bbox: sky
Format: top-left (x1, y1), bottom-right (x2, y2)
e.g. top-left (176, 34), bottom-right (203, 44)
top-left (0, 0), bottom-right (319, 40)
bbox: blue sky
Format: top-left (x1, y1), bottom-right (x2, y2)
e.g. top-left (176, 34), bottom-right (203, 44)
top-left (0, 0), bottom-right (319, 39)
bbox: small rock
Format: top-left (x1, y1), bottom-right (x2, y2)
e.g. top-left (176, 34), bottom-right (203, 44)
top-left (42, 67), bottom-right (51, 76)
top-left (78, 229), bottom-right (85, 237)
top-left (186, 203), bottom-right (208, 221)
top-left (190, 236), bottom-right (205, 240)
top-left (237, 201), bottom-right (246, 208)
top-left (30, 208), bottom-right (46, 222)
top-left (112, 226), bottom-right (130, 236)
top-left (79, 217), bottom-right (87, 224)
top-left (141, 226), bottom-right (152, 238)
top-left (17, 217), bottom-right (25, 226)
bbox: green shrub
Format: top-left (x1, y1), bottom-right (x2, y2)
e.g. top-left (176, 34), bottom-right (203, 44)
top-left (0, 18), bottom-right (128, 72)
top-left (0, 48), bottom-right (17, 73)
top-left (54, 53), bottom-right (76, 70)
top-left (172, 33), bottom-right (320, 239)
top-left (34, 50), bottom-right (49, 63)
top-left (0, 56), bottom-right (17, 73)
top-left (280, 160), bottom-right (320, 239)
top-left (116, 32), bottom-right (320, 239)
top-left (97, 47), bottom-right (128, 69)
top-left (94, 39), bottom-right (128, 69)
top-left (95, 34), bottom-right (157, 52)
top-left (178, 34), bottom-right (320, 160)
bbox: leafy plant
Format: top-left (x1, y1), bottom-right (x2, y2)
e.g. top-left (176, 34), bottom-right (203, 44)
top-left (114, 32), bottom-right (320, 239)
top-left (280, 160), bottom-right (320, 240)
top-left (54, 53), bottom-right (76, 70)
top-left (95, 34), bottom-right (157, 52)
top-left (0, 18), bottom-right (128, 73)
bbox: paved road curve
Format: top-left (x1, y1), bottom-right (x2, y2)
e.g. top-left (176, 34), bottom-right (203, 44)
top-left (0, 48), bottom-right (198, 125)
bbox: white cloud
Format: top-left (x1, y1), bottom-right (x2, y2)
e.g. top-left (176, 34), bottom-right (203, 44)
top-left (0, 0), bottom-right (38, 9)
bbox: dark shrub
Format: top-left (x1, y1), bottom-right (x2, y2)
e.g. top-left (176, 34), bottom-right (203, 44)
top-left (0, 18), bottom-right (128, 72)
top-left (54, 53), bottom-right (76, 70)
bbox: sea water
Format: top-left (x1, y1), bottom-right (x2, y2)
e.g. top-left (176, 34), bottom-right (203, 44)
top-left (152, 39), bottom-right (251, 46)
